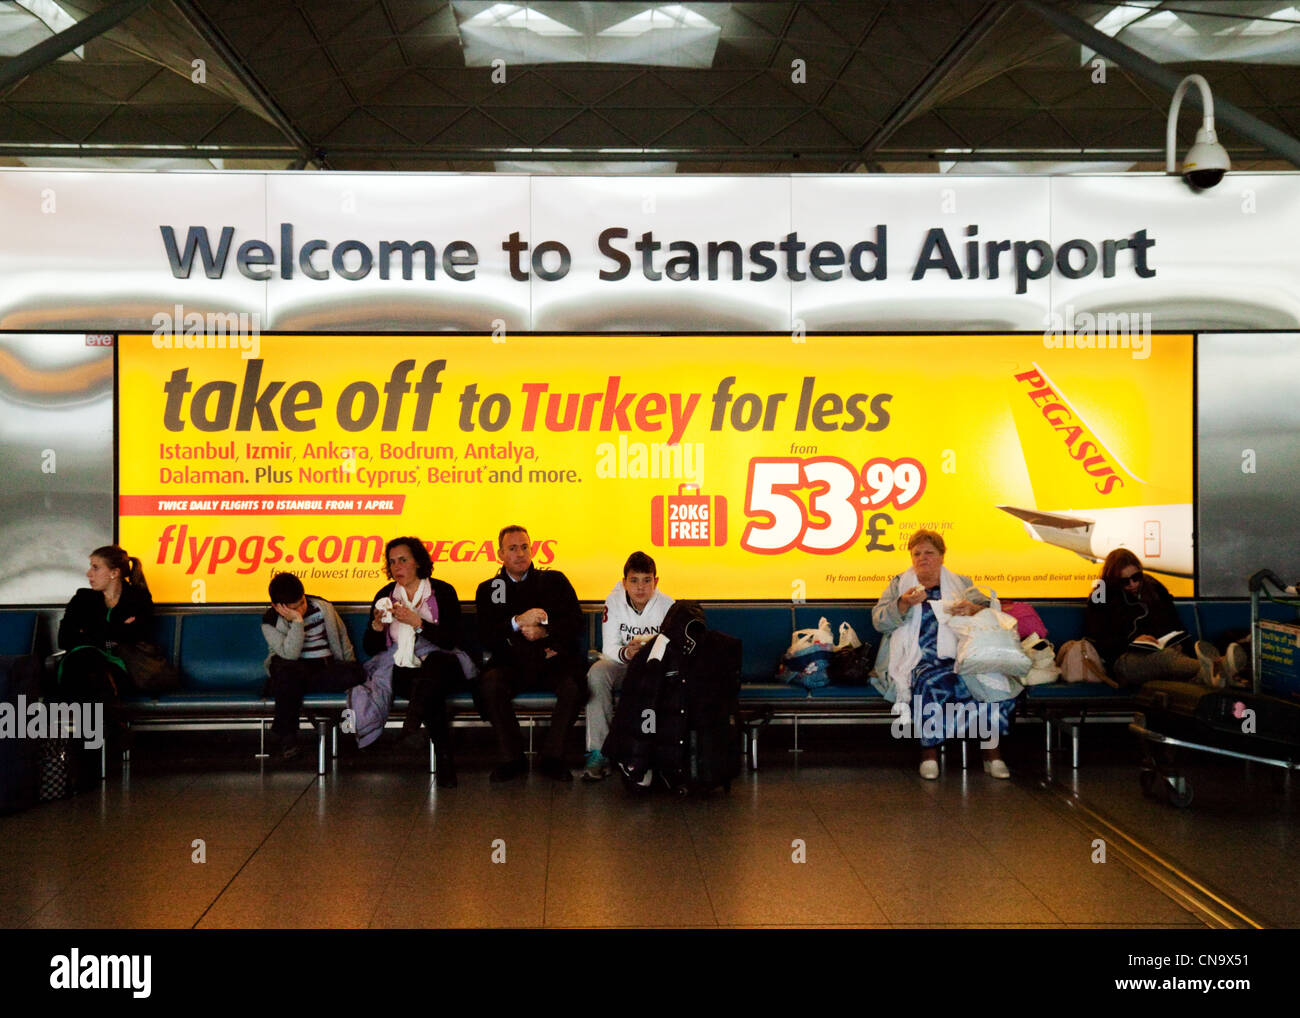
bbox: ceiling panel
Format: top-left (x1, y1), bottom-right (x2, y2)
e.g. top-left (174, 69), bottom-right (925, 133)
top-left (0, 0), bottom-right (1291, 171)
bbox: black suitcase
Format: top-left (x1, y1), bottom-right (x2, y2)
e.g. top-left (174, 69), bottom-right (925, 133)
top-left (0, 654), bottom-right (42, 814)
top-left (1135, 680), bottom-right (1300, 757)
top-left (1133, 680), bottom-right (1300, 808)
top-left (655, 629), bottom-right (742, 796)
top-left (605, 602), bottom-right (742, 796)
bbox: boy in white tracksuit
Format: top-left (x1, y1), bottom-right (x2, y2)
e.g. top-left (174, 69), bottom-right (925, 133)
top-left (583, 551), bottom-right (674, 781)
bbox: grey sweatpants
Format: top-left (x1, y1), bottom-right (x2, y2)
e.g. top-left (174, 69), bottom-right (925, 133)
top-left (586, 657), bottom-right (627, 753)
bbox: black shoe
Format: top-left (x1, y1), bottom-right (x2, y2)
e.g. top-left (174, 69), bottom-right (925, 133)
top-left (489, 757), bottom-right (528, 783)
top-left (435, 755), bottom-right (458, 789)
top-left (535, 755), bottom-right (573, 783)
top-left (270, 734), bottom-right (300, 762)
top-left (387, 728), bottom-right (413, 750)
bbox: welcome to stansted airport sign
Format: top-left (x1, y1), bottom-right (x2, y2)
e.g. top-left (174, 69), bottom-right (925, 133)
top-left (157, 220), bottom-right (1156, 297)
top-left (1, 170), bottom-right (1298, 332)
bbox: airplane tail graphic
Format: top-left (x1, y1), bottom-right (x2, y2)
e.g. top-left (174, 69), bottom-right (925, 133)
top-left (1008, 361), bottom-right (1153, 509)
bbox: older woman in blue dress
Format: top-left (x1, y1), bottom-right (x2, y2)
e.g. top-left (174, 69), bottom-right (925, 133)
top-left (871, 529), bottom-right (1015, 779)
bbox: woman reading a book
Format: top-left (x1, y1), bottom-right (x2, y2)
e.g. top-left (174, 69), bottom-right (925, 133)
top-left (1084, 550), bottom-right (1216, 686)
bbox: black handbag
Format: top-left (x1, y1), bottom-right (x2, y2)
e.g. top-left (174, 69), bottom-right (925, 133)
top-left (116, 641), bottom-right (181, 695)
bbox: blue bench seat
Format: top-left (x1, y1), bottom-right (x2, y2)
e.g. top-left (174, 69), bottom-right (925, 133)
top-left (0, 610), bottom-right (38, 656)
top-left (98, 596), bottom-right (1292, 777)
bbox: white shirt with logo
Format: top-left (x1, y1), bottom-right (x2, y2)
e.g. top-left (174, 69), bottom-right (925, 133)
top-left (601, 582), bottom-right (674, 663)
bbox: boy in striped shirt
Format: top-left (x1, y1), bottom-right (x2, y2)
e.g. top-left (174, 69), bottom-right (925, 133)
top-left (262, 572), bottom-right (362, 760)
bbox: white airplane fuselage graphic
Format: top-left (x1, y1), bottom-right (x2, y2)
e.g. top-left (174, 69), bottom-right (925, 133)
top-left (996, 503), bottom-right (1193, 578)
top-left (1004, 360), bottom-right (1193, 579)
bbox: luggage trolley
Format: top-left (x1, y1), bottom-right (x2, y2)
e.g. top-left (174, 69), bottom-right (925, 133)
top-left (1130, 570), bottom-right (1300, 808)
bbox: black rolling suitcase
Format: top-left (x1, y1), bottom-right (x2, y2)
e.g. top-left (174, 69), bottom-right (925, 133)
top-left (605, 601), bottom-right (742, 796)
top-left (1135, 680), bottom-right (1300, 756)
top-left (0, 654), bottom-right (42, 814)
top-left (1133, 680), bottom-right (1300, 807)
top-left (658, 623), bottom-right (742, 796)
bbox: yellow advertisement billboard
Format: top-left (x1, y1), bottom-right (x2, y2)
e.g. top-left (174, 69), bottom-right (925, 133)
top-left (117, 333), bottom-right (1193, 603)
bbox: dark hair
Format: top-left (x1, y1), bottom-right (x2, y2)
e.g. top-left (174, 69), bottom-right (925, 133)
top-left (268, 572), bottom-right (305, 604)
top-left (623, 551), bottom-right (657, 577)
top-left (498, 524), bottom-right (528, 549)
top-left (91, 545), bottom-right (149, 594)
top-left (1100, 548), bottom-right (1143, 593)
top-left (907, 529), bottom-right (945, 555)
top-left (384, 537), bottom-right (433, 580)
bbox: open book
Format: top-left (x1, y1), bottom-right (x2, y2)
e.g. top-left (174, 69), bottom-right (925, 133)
top-left (1130, 631), bottom-right (1187, 652)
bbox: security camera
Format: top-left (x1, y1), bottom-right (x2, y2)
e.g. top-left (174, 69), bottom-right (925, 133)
top-left (1181, 126), bottom-right (1230, 190)
top-left (1166, 74), bottom-right (1230, 191)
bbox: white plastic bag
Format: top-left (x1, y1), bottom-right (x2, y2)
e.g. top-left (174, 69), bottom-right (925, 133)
top-left (787, 623), bottom-right (833, 657)
top-left (835, 621), bottom-right (862, 650)
top-left (947, 610), bottom-right (1032, 678)
top-left (1020, 634), bottom-right (1060, 686)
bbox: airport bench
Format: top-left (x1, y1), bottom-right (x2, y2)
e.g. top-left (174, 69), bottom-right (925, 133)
top-left (716, 600), bottom-right (1232, 770)
top-left (0, 610), bottom-right (37, 656)
top-left (16, 594), bottom-right (1296, 777)
top-left (115, 608), bottom-right (596, 775)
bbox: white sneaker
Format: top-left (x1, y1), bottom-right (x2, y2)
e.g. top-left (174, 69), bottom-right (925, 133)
top-left (1195, 640), bottom-right (1225, 689)
top-left (982, 758), bottom-right (1011, 780)
top-left (919, 759), bottom-right (940, 780)
top-left (1226, 642), bottom-right (1250, 686)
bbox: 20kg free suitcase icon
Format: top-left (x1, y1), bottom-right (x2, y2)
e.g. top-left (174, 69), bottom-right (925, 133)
top-left (650, 484), bottom-right (727, 547)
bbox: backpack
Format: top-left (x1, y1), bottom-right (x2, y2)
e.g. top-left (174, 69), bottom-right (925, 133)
top-left (1056, 638), bottom-right (1114, 686)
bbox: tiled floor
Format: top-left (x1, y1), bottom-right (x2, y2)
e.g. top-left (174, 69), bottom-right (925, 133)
top-left (1055, 729), bottom-right (1300, 928)
top-left (0, 729), bottom-right (1246, 929)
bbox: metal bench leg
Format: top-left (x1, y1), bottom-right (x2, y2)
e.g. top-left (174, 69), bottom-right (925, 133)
top-left (429, 740), bottom-right (436, 775)
top-left (332, 724), bottom-right (338, 760)
top-left (789, 715), bottom-right (801, 755)
top-left (256, 719), bottom-right (269, 760)
top-left (960, 740), bottom-right (968, 771)
top-left (751, 729), bottom-right (759, 771)
top-left (1072, 724), bottom-right (1080, 769)
top-left (317, 719), bottom-right (328, 776)
top-left (101, 742), bottom-right (107, 781)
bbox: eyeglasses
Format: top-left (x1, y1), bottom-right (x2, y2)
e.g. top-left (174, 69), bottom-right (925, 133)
top-left (1122, 571), bottom-right (1144, 586)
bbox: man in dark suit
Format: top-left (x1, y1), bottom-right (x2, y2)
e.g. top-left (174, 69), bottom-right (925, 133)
top-left (474, 525), bottom-right (586, 782)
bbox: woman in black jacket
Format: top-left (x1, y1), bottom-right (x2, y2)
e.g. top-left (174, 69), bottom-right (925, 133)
top-left (1084, 549), bottom-right (1212, 687)
top-left (57, 545), bottom-right (153, 703)
top-left (363, 537), bottom-right (472, 786)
